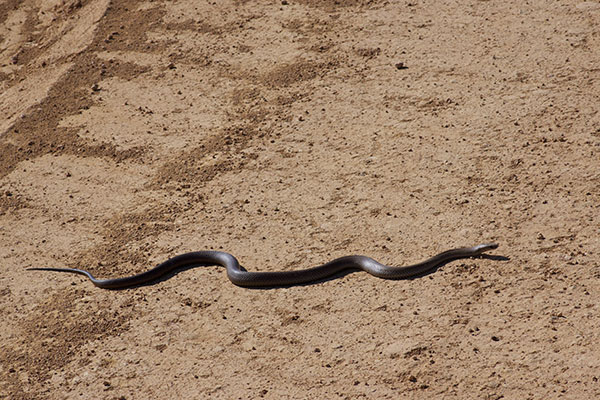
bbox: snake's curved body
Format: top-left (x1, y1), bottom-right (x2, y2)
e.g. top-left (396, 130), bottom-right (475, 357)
top-left (28, 243), bottom-right (498, 288)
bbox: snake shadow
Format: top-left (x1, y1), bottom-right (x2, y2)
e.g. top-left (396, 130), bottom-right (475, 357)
top-left (118, 253), bottom-right (510, 290)
top-left (401, 253), bottom-right (510, 281)
top-left (258, 253), bottom-right (511, 289)
top-left (105, 262), bottom-right (222, 290)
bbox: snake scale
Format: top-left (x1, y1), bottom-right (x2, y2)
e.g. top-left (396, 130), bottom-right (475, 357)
top-left (27, 243), bottom-right (498, 288)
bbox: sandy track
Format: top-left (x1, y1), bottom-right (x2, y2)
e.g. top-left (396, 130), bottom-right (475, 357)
top-left (1, 0), bottom-right (599, 398)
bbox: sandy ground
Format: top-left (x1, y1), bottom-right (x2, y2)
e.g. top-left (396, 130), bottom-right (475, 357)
top-left (1, 0), bottom-right (599, 398)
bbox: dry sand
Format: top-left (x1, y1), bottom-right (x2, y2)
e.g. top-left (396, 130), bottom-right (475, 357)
top-left (1, 0), bottom-right (599, 398)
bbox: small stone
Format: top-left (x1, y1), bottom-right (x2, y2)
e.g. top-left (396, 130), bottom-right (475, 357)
top-left (382, 340), bottom-right (419, 358)
top-left (242, 341), bottom-right (256, 351)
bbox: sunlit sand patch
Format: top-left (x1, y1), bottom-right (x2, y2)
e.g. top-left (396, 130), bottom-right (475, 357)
top-left (1, 154), bottom-right (153, 218)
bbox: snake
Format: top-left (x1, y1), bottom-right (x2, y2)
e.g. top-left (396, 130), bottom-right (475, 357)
top-left (27, 243), bottom-right (498, 288)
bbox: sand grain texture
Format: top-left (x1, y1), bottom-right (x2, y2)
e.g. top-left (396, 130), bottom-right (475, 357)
top-left (1, 0), bottom-right (599, 399)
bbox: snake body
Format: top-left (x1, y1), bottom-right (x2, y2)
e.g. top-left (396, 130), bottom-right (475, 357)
top-left (27, 243), bottom-right (498, 288)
